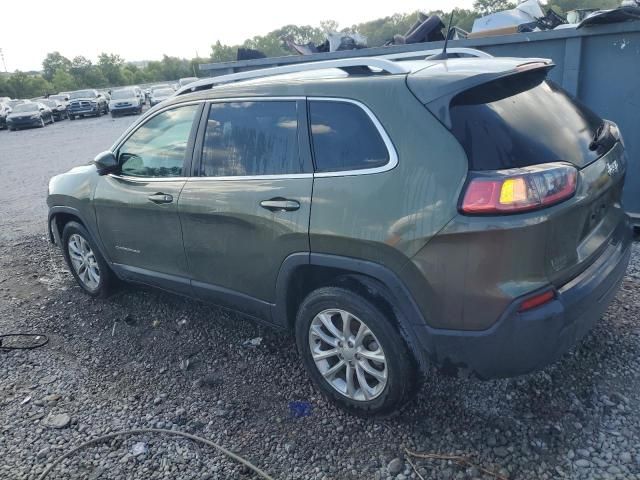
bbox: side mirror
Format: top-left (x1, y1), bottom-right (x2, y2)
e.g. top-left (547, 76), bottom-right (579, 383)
top-left (40, 107), bottom-right (45, 111)
top-left (94, 151), bottom-right (119, 176)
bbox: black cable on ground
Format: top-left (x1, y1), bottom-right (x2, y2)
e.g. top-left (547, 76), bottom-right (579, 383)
top-left (36, 428), bottom-right (274, 480)
top-left (0, 333), bottom-right (49, 350)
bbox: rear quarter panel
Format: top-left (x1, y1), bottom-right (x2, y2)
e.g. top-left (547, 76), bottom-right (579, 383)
top-left (308, 77), bottom-right (468, 294)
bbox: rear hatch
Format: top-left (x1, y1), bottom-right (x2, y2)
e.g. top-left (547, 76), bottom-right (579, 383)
top-left (409, 60), bottom-right (627, 287)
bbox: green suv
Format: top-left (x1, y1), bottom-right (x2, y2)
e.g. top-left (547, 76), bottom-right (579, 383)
top-left (47, 53), bottom-right (632, 414)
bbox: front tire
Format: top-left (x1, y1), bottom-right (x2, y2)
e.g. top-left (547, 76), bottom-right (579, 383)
top-left (296, 287), bottom-right (418, 415)
top-left (61, 221), bottom-right (113, 297)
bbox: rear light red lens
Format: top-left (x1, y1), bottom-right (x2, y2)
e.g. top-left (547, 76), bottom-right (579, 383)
top-left (519, 289), bottom-right (555, 312)
top-left (461, 163), bottom-right (577, 214)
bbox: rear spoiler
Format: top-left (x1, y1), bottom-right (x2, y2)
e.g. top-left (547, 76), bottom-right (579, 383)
top-left (407, 58), bottom-right (554, 128)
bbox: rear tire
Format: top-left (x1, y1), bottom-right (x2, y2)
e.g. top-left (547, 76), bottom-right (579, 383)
top-left (295, 287), bottom-right (418, 415)
top-left (69, 115), bottom-right (75, 121)
top-left (61, 221), bottom-right (114, 297)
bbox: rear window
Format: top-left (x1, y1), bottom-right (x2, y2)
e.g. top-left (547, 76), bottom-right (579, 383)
top-left (449, 71), bottom-right (603, 170)
top-left (309, 101), bottom-right (389, 173)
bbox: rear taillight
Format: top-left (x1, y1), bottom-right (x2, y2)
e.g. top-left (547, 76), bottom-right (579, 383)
top-left (460, 163), bottom-right (577, 215)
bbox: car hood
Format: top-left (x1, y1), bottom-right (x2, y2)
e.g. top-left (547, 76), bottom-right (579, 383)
top-left (69, 97), bottom-right (97, 102)
top-left (8, 111), bottom-right (39, 118)
top-left (110, 97), bottom-right (137, 104)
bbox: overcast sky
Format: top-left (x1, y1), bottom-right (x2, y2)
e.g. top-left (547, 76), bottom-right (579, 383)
top-left (1, 0), bottom-right (475, 72)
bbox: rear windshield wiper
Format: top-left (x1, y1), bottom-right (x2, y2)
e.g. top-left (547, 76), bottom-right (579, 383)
top-left (589, 121), bottom-right (614, 152)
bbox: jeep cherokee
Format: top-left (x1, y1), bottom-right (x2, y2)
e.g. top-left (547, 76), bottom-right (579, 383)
top-left (47, 54), bottom-right (632, 414)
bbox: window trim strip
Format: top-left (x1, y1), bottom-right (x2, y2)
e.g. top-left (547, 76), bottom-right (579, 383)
top-left (108, 96), bottom-right (398, 183)
top-left (308, 96), bottom-right (399, 178)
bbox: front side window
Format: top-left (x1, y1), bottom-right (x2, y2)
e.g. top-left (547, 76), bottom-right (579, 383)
top-left (200, 101), bottom-right (302, 177)
top-left (119, 104), bottom-right (198, 177)
top-left (308, 101), bottom-right (389, 173)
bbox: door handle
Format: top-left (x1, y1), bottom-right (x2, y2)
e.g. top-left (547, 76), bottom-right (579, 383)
top-left (260, 198), bottom-right (300, 212)
top-left (148, 193), bottom-right (173, 204)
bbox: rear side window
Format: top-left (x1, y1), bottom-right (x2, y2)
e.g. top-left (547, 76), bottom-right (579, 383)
top-left (449, 71), bottom-right (603, 170)
top-left (309, 101), bottom-right (389, 173)
top-left (200, 101), bottom-right (302, 177)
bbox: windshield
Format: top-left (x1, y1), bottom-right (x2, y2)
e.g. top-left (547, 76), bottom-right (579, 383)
top-left (111, 89), bottom-right (136, 100)
top-left (69, 90), bottom-right (96, 100)
top-left (50, 95), bottom-right (65, 101)
top-left (42, 100), bottom-right (56, 107)
top-left (179, 77), bottom-right (197, 86)
top-left (153, 88), bottom-right (174, 97)
top-left (13, 103), bottom-right (39, 113)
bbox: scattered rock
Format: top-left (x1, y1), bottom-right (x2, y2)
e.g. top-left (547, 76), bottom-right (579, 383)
top-left (494, 447), bottom-right (509, 458)
top-left (131, 442), bottom-right (148, 456)
top-left (620, 452), bottom-right (632, 464)
top-left (388, 458), bottom-right (403, 475)
top-left (43, 413), bottom-right (71, 429)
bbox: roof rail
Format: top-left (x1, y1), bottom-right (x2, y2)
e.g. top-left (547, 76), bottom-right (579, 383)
top-left (175, 57), bottom-right (411, 96)
top-left (381, 47), bottom-right (493, 60)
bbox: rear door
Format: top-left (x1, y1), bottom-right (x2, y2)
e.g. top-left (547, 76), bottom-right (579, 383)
top-left (94, 103), bottom-right (201, 290)
top-left (179, 98), bottom-right (313, 317)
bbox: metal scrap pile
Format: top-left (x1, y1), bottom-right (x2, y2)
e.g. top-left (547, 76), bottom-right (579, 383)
top-left (285, 12), bottom-right (455, 56)
top-left (470, 0), bottom-right (640, 38)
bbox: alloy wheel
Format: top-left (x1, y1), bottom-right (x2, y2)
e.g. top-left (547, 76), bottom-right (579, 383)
top-left (67, 234), bottom-right (101, 290)
top-left (308, 309), bottom-right (388, 401)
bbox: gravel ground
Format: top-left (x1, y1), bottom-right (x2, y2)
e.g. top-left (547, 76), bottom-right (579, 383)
top-left (1, 116), bottom-right (639, 480)
top-left (0, 113), bottom-right (137, 242)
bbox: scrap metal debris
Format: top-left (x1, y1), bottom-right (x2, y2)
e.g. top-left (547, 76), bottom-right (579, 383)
top-left (243, 337), bottom-right (262, 347)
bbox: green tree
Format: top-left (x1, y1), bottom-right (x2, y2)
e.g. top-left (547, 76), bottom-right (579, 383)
top-left (210, 41), bottom-right (236, 63)
top-left (319, 20), bottom-right (340, 33)
top-left (69, 56), bottom-right (93, 86)
top-left (158, 55), bottom-right (192, 80)
top-left (82, 68), bottom-right (108, 88)
top-left (98, 53), bottom-right (125, 86)
top-left (51, 70), bottom-right (77, 92)
top-left (0, 75), bottom-right (14, 98)
top-left (28, 76), bottom-right (53, 97)
top-left (6, 71), bottom-right (31, 98)
top-left (42, 52), bottom-right (72, 82)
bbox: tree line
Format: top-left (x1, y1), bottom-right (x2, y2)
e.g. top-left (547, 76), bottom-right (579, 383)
top-left (0, 0), bottom-right (619, 99)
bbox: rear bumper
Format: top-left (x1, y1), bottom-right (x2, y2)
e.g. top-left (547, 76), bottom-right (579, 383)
top-left (418, 218), bottom-right (633, 379)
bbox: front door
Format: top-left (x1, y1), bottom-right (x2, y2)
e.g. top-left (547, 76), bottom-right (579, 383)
top-left (179, 99), bottom-right (313, 317)
top-left (94, 104), bottom-right (201, 289)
